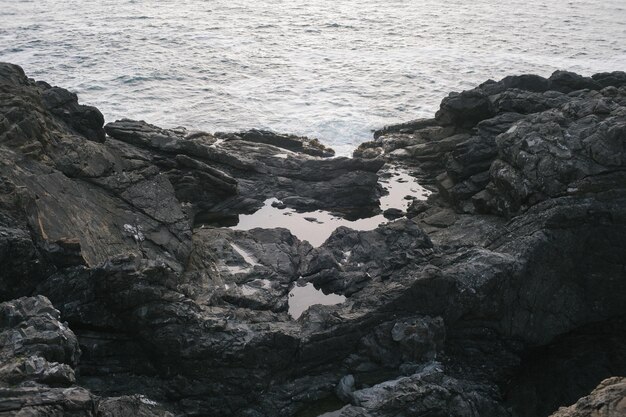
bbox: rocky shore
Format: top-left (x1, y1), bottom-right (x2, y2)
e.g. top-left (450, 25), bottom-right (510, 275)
top-left (1, 63), bottom-right (625, 417)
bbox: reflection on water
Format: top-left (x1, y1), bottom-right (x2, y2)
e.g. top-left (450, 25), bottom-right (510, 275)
top-left (379, 168), bottom-right (430, 211)
top-left (288, 282), bottom-right (346, 320)
top-left (233, 198), bottom-right (377, 247)
top-left (215, 169), bottom-right (429, 319)
top-left (231, 168), bottom-right (430, 246)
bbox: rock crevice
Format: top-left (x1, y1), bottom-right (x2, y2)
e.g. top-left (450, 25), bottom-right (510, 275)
top-left (0, 63), bottom-right (625, 416)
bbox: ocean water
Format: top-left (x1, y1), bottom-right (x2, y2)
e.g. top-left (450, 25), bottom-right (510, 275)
top-left (1, 0), bottom-right (625, 155)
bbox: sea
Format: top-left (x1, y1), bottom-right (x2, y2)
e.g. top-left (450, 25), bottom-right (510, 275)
top-left (1, 0), bottom-right (625, 155)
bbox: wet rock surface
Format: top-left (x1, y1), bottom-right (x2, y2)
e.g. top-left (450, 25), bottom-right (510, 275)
top-left (0, 62), bottom-right (625, 416)
top-left (0, 296), bottom-right (172, 416)
top-left (103, 119), bottom-right (383, 220)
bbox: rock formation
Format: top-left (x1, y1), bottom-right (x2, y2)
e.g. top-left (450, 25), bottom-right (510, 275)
top-left (549, 377), bottom-right (625, 417)
top-left (0, 296), bottom-right (172, 416)
top-left (0, 62), bottom-right (624, 416)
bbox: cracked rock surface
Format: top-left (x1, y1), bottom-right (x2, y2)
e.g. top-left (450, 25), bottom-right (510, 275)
top-left (1, 62), bottom-right (625, 416)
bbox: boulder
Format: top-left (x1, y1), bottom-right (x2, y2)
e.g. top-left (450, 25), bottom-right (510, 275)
top-left (435, 89), bottom-right (494, 128)
top-left (549, 70), bottom-right (602, 93)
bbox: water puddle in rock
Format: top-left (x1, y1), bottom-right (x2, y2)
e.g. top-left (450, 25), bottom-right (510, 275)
top-left (232, 168), bottom-right (430, 246)
top-left (214, 168), bottom-right (427, 319)
top-left (288, 282), bottom-right (346, 320)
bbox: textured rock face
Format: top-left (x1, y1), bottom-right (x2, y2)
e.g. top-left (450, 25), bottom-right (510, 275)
top-left (549, 377), bottom-right (626, 417)
top-left (0, 62), bottom-right (625, 417)
top-left (359, 70), bottom-right (626, 217)
top-left (219, 129), bottom-right (336, 157)
top-left (0, 296), bottom-right (79, 388)
top-left (0, 296), bottom-right (172, 417)
top-left (354, 70), bottom-right (626, 416)
top-left (103, 119), bottom-right (383, 219)
top-left (0, 61), bottom-right (382, 295)
top-left (325, 363), bottom-right (508, 417)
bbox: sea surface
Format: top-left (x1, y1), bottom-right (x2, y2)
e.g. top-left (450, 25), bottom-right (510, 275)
top-left (1, 0), bottom-right (625, 155)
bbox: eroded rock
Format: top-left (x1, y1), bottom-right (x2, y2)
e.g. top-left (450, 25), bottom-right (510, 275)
top-left (0, 296), bottom-right (172, 417)
top-left (549, 377), bottom-right (626, 417)
top-left (1, 63), bottom-right (625, 417)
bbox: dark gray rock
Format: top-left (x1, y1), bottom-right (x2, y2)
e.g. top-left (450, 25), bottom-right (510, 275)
top-left (347, 362), bottom-right (508, 417)
top-left (0, 296), bottom-right (172, 417)
top-left (491, 89), bottom-right (568, 115)
top-left (435, 89), bottom-right (494, 128)
top-left (2, 63), bottom-right (626, 417)
top-left (104, 119), bottom-right (384, 219)
top-left (335, 375), bottom-right (356, 403)
top-left (549, 377), bottom-right (626, 417)
top-left (41, 86), bottom-right (106, 143)
top-left (505, 318), bottom-right (626, 417)
top-left (221, 129), bottom-right (336, 157)
top-left (382, 207), bottom-right (403, 219)
top-left (372, 118), bottom-right (439, 139)
top-left (499, 74), bottom-right (552, 93)
top-left (0, 296), bottom-right (79, 387)
top-left (591, 71), bottom-right (626, 88)
top-left (549, 70), bottom-right (602, 93)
